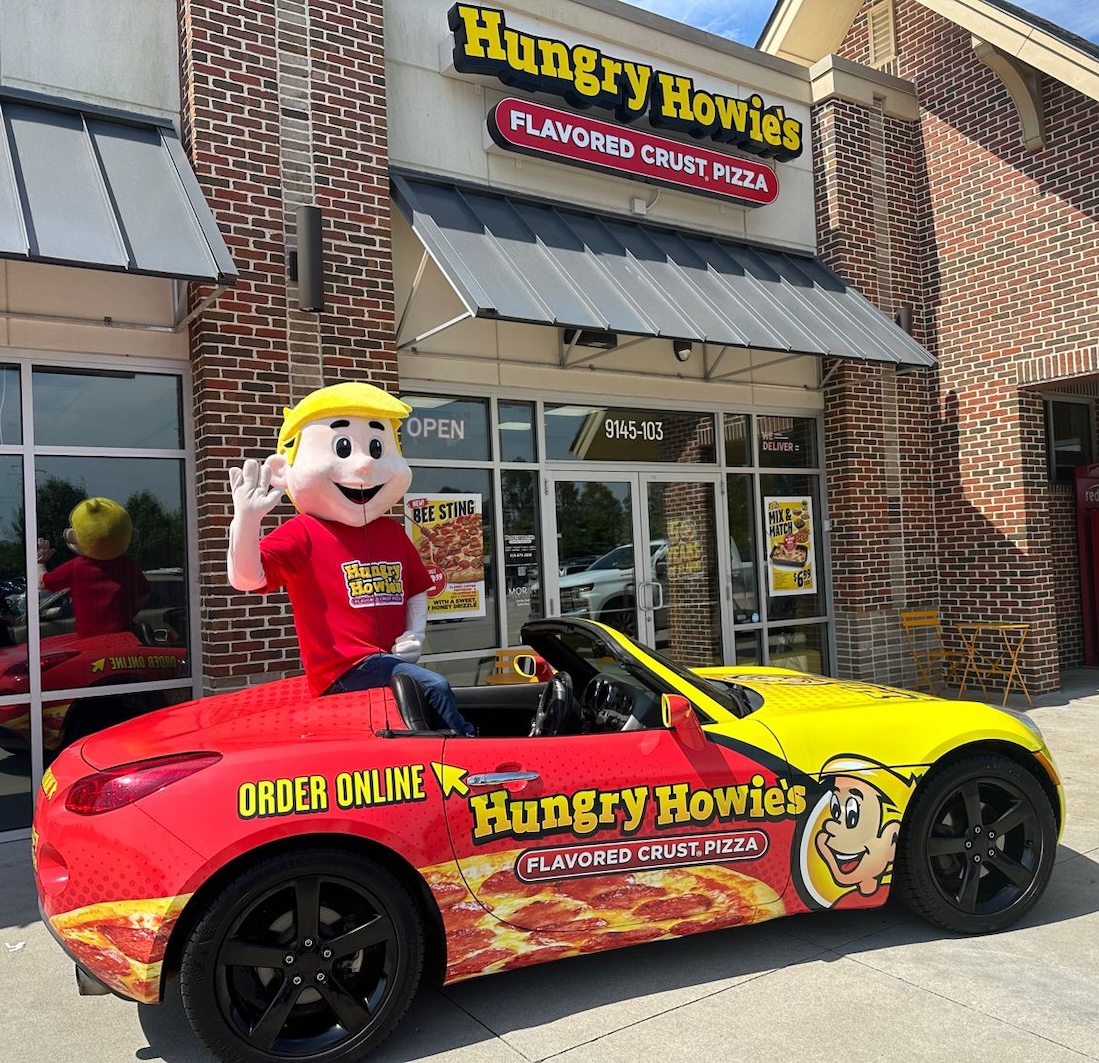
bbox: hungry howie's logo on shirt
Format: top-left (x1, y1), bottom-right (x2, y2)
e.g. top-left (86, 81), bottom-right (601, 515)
top-left (342, 561), bottom-right (405, 607)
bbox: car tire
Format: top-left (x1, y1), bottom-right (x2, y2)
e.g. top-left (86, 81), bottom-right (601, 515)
top-left (179, 847), bottom-right (424, 1063)
top-left (893, 754), bottom-right (1057, 934)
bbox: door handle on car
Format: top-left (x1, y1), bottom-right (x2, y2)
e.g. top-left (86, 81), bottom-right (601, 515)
top-left (466, 771), bottom-right (541, 787)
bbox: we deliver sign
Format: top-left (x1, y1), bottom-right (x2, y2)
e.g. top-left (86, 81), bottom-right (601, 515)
top-left (487, 97), bottom-right (778, 207)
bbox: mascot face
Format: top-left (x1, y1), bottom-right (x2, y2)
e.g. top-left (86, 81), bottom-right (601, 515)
top-left (283, 415), bottom-right (412, 527)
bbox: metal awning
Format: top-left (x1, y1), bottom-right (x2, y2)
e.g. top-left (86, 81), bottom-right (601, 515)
top-left (392, 173), bottom-right (934, 368)
top-left (0, 89), bottom-right (237, 284)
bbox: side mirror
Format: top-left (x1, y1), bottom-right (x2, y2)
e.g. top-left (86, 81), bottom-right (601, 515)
top-left (661, 693), bottom-right (706, 750)
top-left (513, 654), bottom-right (538, 679)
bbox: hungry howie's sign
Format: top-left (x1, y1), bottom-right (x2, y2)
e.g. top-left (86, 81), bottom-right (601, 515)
top-left (449, 3), bottom-right (804, 163)
top-left (489, 98), bottom-right (777, 206)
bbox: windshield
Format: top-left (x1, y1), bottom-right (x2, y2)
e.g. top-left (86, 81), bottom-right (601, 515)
top-left (623, 638), bottom-right (750, 718)
top-left (585, 546), bottom-right (633, 571)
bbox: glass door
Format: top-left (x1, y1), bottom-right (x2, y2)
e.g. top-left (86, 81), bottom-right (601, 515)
top-left (639, 475), bottom-right (724, 665)
top-left (545, 472), bottom-right (726, 665)
top-left (546, 476), bottom-right (645, 637)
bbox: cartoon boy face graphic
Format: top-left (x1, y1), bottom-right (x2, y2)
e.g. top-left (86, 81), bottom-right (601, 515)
top-left (815, 773), bottom-right (899, 896)
top-left (799, 756), bottom-right (916, 907)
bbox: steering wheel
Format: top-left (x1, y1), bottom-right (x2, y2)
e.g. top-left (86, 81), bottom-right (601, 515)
top-left (528, 672), bottom-right (574, 737)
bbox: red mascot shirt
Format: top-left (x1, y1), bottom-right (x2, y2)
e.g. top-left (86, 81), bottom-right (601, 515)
top-left (259, 514), bottom-right (432, 695)
top-left (41, 556), bottom-right (150, 638)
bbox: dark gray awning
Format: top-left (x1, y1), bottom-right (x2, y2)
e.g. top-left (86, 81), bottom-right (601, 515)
top-left (0, 90), bottom-right (237, 284)
top-left (392, 173), bottom-right (934, 367)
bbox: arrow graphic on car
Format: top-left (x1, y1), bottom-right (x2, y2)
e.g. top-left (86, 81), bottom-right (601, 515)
top-left (431, 762), bottom-right (469, 798)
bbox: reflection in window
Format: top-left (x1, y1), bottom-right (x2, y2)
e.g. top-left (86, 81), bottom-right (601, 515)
top-left (545, 405), bottom-right (716, 463)
top-left (499, 401), bottom-right (536, 463)
top-left (723, 414), bottom-right (751, 466)
top-left (757, 415), bottom-right (817, 468)
top-left (768, 623), bottom-right (828, 675)
top-left (400, 395), bottom-right (490, 461)
top-left (34, 458), bottom-right (190, 692)
top-left (727, 474), bottom-right (759, 624)
top-left (1045, 398), bottom-right (1094, 484)
top-left (32, 367), bottom-right (182, 449)
top-left (502, 470), bottom-right (541, 644)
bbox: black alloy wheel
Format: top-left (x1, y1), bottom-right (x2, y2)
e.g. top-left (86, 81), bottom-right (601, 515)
top-left (894, 754), bottom-right (1057, 934)
top-left (180, 848), bottom-right (423, 1062)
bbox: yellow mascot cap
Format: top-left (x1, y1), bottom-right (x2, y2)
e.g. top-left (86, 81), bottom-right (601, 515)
top-left (69, 497), bottom-right (133, 561)
top-left (277, 383), bottom-right (413, 457)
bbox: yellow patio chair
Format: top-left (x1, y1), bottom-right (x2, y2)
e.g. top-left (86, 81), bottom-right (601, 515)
top-left (899, 609), bottom-right (962, 694)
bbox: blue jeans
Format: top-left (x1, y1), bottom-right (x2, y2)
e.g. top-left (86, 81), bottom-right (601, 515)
top-left (328, 653), bottom-right (474, 736)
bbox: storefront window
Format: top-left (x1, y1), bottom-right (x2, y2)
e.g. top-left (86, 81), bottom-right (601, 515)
top-left (501, 469), bottom-right (541, 644)
top-left (0, 453), bottom-right (31, 830)
top-left (723, 414), bottom-right (751, 466)
top-left (401, 395), bottom-right (490, 461)
top-left (727, 474), bottom-right (759, 624)
top-left (404, 398), bottom-right (829, 685)
top-left (35, 456), bottom-right (190, 692)
top-left (761, 473), bottom-right (825, 624)
top-left (545, 405), bottom-right (716, 463)
top-left (734, 629), bottom-right (762, 665)
top-left (408, 467), bottom-right (498, 655)
top-left (768, 623), bottom-right (828, 675)
top-left (0, 364), bottom-right (21, 444)
top-left (757, 415), bottom-right (817, 468)
top-left (2, 364), bottom-right (194, 835)
top-left (32, 367), bottom-right (183, 449)
top-left (498, 401), bottom-right (536, 462)
top-left (1045, 398), bottom-right (1094, 484)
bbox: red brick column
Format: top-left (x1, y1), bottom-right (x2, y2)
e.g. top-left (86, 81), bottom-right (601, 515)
top-left (179, 0), bottom-right (394, 692)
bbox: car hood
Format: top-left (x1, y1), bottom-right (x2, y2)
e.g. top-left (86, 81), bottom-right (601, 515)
top-left (77, 676), bottom-right (383, 770)
top-left (558, 568), bottom-right (633, 588)
top-left (695, 666), bottom-right (1045, 775)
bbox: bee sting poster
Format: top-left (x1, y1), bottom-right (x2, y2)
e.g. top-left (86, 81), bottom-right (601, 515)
top-left (765, 497), bottom-right (815, 596)
top-left (404, 493), bottom-right (486, 619)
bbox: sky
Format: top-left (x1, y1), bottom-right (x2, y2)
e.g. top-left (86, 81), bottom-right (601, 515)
top-left (621, 0), bottom-right (1099, 48)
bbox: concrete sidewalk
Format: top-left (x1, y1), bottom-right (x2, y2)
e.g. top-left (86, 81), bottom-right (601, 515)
top-left (2, 676), bottom-right (1097, 1063)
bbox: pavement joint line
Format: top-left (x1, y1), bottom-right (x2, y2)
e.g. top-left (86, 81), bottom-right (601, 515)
top-left (839, 949), bottom-right (1099, 1060)
top-left (502, 952), bottom-right (840, 1062)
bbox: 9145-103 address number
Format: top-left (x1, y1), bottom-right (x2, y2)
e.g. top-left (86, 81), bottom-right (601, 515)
top-left (604, 418), bottom-right (664, 441)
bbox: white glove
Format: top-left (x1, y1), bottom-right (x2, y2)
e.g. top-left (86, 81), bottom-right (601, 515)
top-left (392, 630), bottom-right (423, 663)
top-left (227, 456), bottom-right (284, 591)
top-left (229, 457), bottom-right (284, 521)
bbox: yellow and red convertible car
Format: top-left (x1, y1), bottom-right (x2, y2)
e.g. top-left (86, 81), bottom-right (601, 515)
top-left (33, 618), bottom-right (1063, 1063)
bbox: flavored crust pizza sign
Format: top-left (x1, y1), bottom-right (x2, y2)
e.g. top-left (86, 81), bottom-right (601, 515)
top-left (765, 496), bottom-right (815, 595)
top-left (405, 493), bottom-right (487, 619)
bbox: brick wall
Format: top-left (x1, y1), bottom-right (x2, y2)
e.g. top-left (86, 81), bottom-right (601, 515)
top-left (179, 0), bottom-right (394, 692)
top-left (821, 0), bottom-right (1099, 693)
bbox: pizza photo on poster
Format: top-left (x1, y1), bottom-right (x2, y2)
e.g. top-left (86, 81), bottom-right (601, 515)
top-left (404, 493), bottom-right (487, 619)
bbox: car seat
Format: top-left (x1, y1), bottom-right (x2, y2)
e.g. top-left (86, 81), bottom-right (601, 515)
top-left (388, 672), bottom-right (435, 731)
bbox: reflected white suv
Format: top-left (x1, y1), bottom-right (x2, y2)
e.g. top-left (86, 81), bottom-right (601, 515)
top-left (556, 542), bottom-right (665, 635)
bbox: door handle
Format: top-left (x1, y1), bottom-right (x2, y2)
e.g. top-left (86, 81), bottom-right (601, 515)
top-left (466, 771), bottom-right (541, 787)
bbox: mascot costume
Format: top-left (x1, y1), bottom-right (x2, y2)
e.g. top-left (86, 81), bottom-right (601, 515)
top-left (227, 382), bottom-right (473, 735)
top-left (37, 497), bottom-right (150, 638)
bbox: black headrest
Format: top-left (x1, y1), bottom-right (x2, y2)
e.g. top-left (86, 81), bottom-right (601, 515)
top-left (389, 672), bottom-right (435, 732)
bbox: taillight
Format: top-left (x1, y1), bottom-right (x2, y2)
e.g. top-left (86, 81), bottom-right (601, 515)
top-left (5, 650), bottom-right (80, 678)
top-left (65, 752), bottom-right (222, 815)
